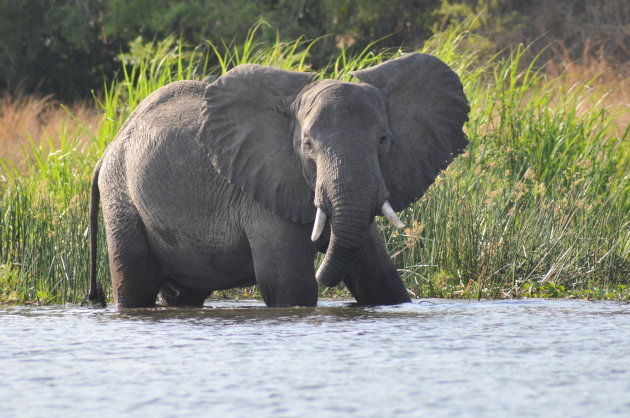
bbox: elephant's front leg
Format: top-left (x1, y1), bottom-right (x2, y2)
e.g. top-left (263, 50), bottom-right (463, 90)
top-left (246, 215), bottom-right (318, 307)
top-left (343, 222), bottom-right (411, 305)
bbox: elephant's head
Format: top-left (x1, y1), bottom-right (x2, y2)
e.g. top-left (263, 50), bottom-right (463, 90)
top-left (198, 53), bottom-right (469, 287)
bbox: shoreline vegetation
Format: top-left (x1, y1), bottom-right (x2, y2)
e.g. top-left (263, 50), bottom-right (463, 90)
top-left (1, 24), bottom-right (628, 304)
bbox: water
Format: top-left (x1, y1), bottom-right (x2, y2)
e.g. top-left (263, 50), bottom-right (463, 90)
top-left (1, 299), bottom-right (629, 418)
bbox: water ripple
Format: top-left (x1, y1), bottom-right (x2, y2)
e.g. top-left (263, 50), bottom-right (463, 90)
top-left (1, 299), bottom-right (629, 417)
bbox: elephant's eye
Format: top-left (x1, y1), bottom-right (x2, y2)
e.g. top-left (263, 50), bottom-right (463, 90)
top-left (378, 134), bottom-right (391, 157)
top-left (303, 139), bottom-right (314, 152)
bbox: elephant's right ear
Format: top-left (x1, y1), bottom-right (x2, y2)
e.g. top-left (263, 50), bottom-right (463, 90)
top-left (199, 64), bottom-right (316, 223)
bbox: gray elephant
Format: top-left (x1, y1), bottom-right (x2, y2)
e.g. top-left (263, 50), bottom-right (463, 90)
top-left (86, 53), bottom-right (469, 308)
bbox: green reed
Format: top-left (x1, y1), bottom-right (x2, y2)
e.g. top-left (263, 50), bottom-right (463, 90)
top-left (1, 25), bottom-right (628, 303)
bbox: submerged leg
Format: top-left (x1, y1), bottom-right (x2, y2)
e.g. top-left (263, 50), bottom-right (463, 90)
top-left (247, 216), bottom-right (318, 307)
top-left (158, 279), bottom-right (212, 307)
top-left (343, 223), bottom-right (411, 305)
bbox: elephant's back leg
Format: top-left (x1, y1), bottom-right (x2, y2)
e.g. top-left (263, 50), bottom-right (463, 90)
top-left (101, 191), bottom-right (165, 308)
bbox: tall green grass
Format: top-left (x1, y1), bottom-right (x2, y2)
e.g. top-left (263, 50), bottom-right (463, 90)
top-left (1, 25), bottom-right (628, 303)
top-left (387, 43), bottom-right (629, 299)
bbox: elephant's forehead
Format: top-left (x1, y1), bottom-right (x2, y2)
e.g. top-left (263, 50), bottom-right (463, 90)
top-left (298, 80), bottom-right (385, 125)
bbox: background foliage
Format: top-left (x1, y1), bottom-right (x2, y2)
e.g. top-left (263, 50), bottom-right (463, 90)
top-left (1, 0), bottom-right (627, 100)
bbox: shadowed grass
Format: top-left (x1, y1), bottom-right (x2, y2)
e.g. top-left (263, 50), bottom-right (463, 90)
top-left (1, 25), bottom-right (628, 304)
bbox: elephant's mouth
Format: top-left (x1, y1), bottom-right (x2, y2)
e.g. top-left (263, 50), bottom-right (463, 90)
top-left (310, 201), bottom-right (403, 242)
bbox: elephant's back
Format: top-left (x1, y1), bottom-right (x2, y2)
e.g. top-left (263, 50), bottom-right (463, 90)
top-left (118, 80), bottom-right (208, 138)
top-left (101, 80), bottom-right (211, 205)
top-left (99, 80), bottom-right (209, 185)
top-left (119, 81), bottom-right (253, 260)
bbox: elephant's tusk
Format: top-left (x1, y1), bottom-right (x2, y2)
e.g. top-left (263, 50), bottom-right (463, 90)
top-left (382, 200), bottom-right (405, 229)
top-left (311, 207), bottom-right (327, 241)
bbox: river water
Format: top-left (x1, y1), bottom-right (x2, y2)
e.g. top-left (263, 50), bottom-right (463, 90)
top-left (1, 299), bottom-right (629, 417)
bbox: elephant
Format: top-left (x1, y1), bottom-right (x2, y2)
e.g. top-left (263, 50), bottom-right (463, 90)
top-left (86, 52), bottom-right (469, 308)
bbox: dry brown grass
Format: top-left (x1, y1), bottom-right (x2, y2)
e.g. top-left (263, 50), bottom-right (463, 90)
top-left (0, 93), bottom-right (100, 170)
top-left (545, 43), bottom-right (629, 129)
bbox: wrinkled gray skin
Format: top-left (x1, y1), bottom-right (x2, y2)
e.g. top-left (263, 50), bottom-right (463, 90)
top-left (87, 53), bottom-right (469, 308)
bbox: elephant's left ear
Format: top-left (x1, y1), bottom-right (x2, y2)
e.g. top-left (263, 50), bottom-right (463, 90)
top-left (199, 64), bottom-right (316, 223)
top-left (353, 53), bottom-right (470, 212)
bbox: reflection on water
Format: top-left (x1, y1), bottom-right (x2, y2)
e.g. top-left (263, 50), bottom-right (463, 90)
top-left (1, 299), bottom-right (629, 417)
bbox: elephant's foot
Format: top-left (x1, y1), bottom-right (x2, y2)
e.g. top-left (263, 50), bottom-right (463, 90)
top-left (158, 279), bottom-right (211, 307)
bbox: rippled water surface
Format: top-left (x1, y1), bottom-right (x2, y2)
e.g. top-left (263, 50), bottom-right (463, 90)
top-left (1, 299), bottom-right (630, 417)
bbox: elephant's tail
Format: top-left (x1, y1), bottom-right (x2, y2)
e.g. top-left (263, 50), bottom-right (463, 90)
top-left (83, 159), bottom-right (106, 307)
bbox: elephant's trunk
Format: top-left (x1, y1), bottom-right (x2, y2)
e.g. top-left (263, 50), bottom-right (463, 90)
top-left (314, 152), bottom-right (390, 287)
top-left (315, 199), bottom-right (374, 287)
